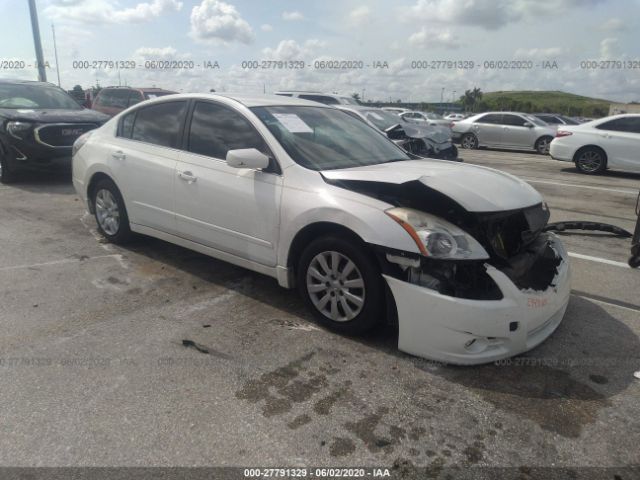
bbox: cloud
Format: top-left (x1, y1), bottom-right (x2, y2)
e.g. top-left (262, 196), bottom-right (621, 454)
top-left (408, 28), bottom-right (461, 49)
top-left (45, 0), bottom-right (183, 24)
top-left (598, 17), bottom-right (625, 31)
top-left (403, 0), bottom-right (605, 30)
top-left (599, 37), bottom-right (619, 58)
top-left (514, 47), bottom-right (566, 58)
top-left (348, 6), bottom-right (371, 26)
top-left (260, 23), bottom-right (273, 32)
top-left (282, 11), bottom-right (304, 21)
top-left (189, 0), bottom-right (254, 44)
top-left (261, 39), bottom-right (326, 61)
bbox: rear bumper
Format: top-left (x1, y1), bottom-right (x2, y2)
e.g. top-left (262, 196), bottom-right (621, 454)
top-left (385, 234), bottom-right (571, 365)
top-left (549, 141), bottom-right (574, 162)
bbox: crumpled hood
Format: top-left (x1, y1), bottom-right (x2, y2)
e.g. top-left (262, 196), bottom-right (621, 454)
top-left (0, 108), bottom-right (109, 124)
top-left (321, 160), bottom-right (542, 212)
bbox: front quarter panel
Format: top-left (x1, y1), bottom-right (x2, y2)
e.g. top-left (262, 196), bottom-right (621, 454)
top-left (278, 166), bottom-right (421, 270)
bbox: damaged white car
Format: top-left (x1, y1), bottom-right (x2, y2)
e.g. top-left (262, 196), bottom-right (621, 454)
top-left (72, 94), bottom-right (571, 365)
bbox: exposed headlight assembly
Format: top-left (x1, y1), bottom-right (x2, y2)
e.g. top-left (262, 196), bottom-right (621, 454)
top-left (386, 207), bottom-right (489, 260)
top-left (6, 121), bottom-right (32, 140)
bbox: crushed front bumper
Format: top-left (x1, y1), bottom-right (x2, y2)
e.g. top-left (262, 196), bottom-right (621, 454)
top-left (384, 234), bottom-right (571, 365)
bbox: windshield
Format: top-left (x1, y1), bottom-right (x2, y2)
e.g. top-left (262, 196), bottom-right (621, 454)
top-left (251, 106), bottom-right (410, 171)
top-left (0, 83), bottom-right (82, 110)
top-left (361, 109), bottom-right (404, 130)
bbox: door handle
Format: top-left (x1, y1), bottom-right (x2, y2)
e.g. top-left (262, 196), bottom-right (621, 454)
top-left (178, 171), bottom-right (197, 184)
top-left (112, 150), bottom-right (126, 161)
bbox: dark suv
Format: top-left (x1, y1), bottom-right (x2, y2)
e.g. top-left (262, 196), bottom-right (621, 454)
top-left (0, 79), bottom-right (109, 183)
top-left (91, 87), bottom-right (177, 117)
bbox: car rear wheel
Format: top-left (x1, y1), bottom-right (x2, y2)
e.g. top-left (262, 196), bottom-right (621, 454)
top-left (93, 178), bottom-right (132, 244)
top-left (575, 147), bottom-right (607, 174)
top-left (297, 235), bottom-right (384, 335)
top-left (461, 133), bottom-right (478, 149)
top-left (0, 152), bottom-right (16, 184)
top-left (535, 136), bottom-right (553, 155)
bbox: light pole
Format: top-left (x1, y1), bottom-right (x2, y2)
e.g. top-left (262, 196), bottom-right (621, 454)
top-left (28, 0), bottom-right (47, 82)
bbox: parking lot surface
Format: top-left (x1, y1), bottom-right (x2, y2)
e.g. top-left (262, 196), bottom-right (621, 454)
top-left (0, 150), bottom-right (639, 470)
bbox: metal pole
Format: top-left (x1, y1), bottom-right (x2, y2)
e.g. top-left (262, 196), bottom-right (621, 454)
top-left (51, 24), bottom-right (61, 86)
top-left (28, 0), bottom-right (47, 82)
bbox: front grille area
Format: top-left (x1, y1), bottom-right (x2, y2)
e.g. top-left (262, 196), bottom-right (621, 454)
top-left (35, 123), bottom-right (97, 147)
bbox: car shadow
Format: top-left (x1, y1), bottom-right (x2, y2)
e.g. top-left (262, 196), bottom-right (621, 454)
top-left (559, 166), bottom-right (640, 180)
top-left (4, 168), bottom-right (75, 194)
top-left (417, 295), bottom-right (640, 438)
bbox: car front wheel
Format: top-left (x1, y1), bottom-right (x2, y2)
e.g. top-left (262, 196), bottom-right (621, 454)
top-left (297, 235), bottom-right (385, 335)
top-left (93, 178), bottom-right (132, 244)
top-left (461, 133), bottom-right (478, 149)
top-left (575, 147), bottom-right (607, 174)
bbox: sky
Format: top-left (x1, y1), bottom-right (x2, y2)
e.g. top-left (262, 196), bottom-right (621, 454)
top-left (1, 0), bottom-right (639, 102)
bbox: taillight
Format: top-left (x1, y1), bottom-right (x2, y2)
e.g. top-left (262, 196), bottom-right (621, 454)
top-left (450, 122), bottom-right (456, 129)
top-left (556, 130), bottom-right (573, 138)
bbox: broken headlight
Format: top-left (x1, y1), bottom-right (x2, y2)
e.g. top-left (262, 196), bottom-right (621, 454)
top-left (386, 207), bottom-right (489, 260)
top-left (6, 121), bottom-right (33, 140)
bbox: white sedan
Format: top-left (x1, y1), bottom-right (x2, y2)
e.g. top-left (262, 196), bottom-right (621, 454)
top-left (72, 93), bottom-right (571, 365)
top-left (550, 114), bottom-right (640, 174)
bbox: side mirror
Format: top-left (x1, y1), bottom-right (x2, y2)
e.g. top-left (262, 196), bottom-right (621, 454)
top-left (226, 148), bottom-right (270, 170)
top-left (523, 122), bottom-right (533, 128)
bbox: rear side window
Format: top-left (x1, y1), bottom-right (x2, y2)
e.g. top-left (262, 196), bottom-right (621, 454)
top-left (119, 112), bottom-right (135, 138)
top-left (131, 101), bottom-right (187, 148)
top-left (597, 117), bottom-right (640, 134)
top-left (187, 102), bottom-right (268, 159)
top-left (476, 114), bottom-right (502, 124)
top-left (299, 94), bottom-right (340, 105)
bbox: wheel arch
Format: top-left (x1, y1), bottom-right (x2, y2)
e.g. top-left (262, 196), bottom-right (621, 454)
top-left (86, 171), bottom-right (117, 214)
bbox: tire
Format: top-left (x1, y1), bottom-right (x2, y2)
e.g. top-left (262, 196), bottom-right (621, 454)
top-left (297, 235), bottom-right (385, 335)
top-left (535, 136), bottom-right (553, 155)
top-left (574, 147), bottom-right (607, 174)
top-left (460, 133), bottom-right (478, 149)
top-left (629, 257), bottom-right (640, 269)
top-left (92, 178), bottom-right (132, 244)
top-left (0, 151), bottom-right (17, 184)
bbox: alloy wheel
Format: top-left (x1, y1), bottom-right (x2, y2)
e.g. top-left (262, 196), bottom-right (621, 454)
top-left (95, 188), bottom-right (121, 236)
top-left (537, 138), bottom-right (551, 154)
top-left (306, 251), bottom-right (365, 322)
top-left (577, 150), bottom-right (603, 173)
top-left (461, 134), bottom-right (477, 149)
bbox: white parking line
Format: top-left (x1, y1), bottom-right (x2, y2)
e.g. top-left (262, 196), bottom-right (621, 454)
top-left (568, 252), bottom-right (630, 269)
top-left (0, 254), bottom-right (127, 272)
top-left (523, 178), bottom-right (638, 196)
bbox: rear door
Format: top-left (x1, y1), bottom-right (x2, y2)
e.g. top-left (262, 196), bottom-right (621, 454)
top-left (501, 114), bottom-right (537, 149)
top-left (109, 100), bottom-right (188, 233)
top-left (471, 113), bottom-right (502, 145)
top-left (595, 117), bottom-right (640, 172)
top-left (174, 101), bottom-right (282, 266)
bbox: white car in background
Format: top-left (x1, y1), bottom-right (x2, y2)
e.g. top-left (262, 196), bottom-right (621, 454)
top-left (72, 93), bottom-right (570, 365)
top-left (550, 114), bottom-right (640, 174)
top-left (381, 107), bottom-right (411, 115)
top-left (445, 113), bottom-right (466, 121)
top-left (400, 111), bottom-right (451, 128)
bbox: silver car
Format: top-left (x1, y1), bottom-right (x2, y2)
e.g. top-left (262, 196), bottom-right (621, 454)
top-left (400, 111), bottom-right (451, 128)
top-left (452, 112), bottom-right (557, 154)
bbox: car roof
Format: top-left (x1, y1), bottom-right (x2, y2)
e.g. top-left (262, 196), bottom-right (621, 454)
top-left (139, 92), bottom-right (332, 108)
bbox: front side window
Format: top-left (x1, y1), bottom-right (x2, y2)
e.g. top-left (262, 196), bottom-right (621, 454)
top-left (251, 106), bottom-right (410, 170)
top-left (130, 101), bottom-right (187, 148)
top-left (502, 114), bottom-right (527, 127)
top-left (187, 102), bottom-right (268, 159)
